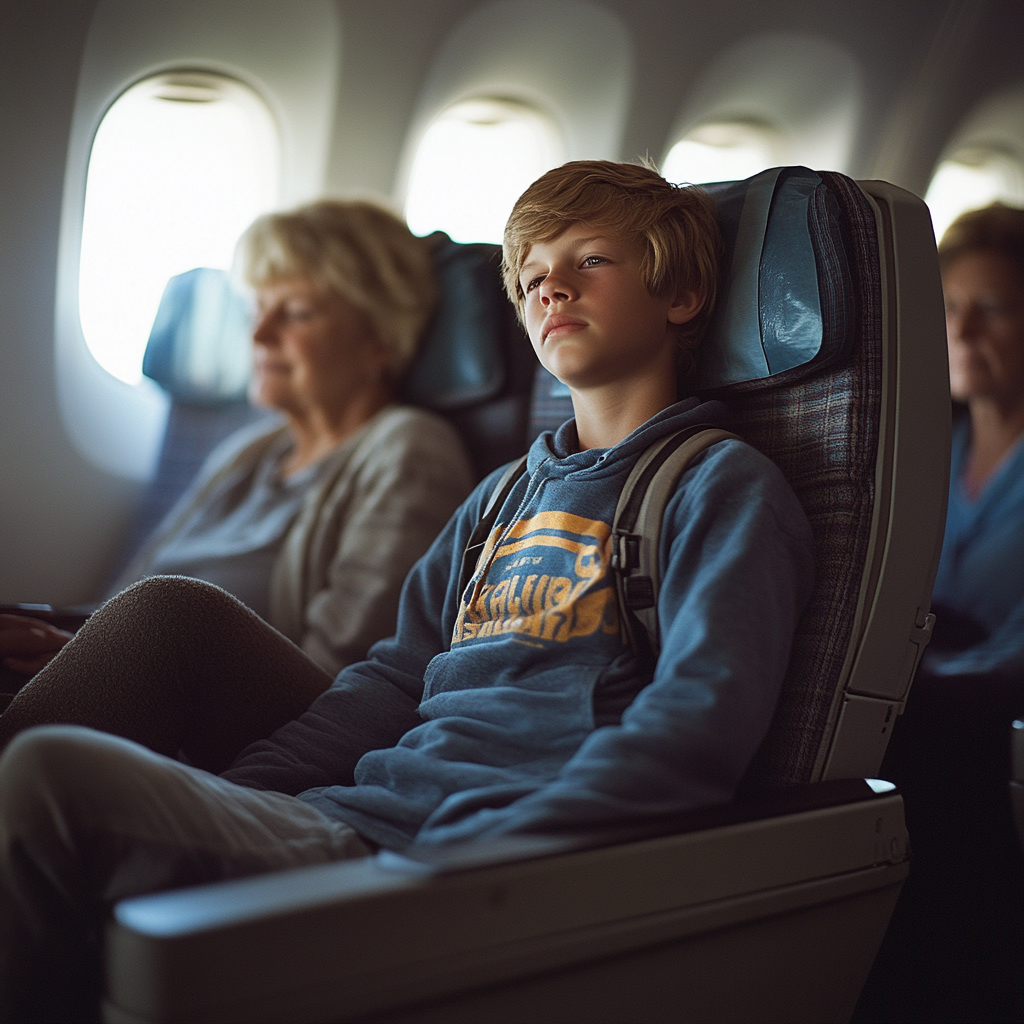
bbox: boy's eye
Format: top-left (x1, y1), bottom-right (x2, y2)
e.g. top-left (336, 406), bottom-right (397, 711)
top-left (581, 255), bottom-right (605, 267)
top-left (524, 275), bottom-right (544, 293)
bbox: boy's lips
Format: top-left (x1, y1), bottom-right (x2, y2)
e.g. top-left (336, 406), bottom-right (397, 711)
top-left (542, 315), bottom-right (588, 343)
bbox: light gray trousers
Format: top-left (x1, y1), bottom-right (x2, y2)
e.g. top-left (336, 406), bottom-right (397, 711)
top-left (0, 725), bottom-right (370, 1022)
top-left (0, 577), bottom-right (371, 1021)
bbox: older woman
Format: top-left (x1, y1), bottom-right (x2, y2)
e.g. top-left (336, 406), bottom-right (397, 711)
top-left (926, 203), bottom-right (1024, 678)
top-left (0, 199), bottom-right (474, 679)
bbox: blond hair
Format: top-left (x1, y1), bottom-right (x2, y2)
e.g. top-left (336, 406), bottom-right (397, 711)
top-left (239, 199), bottom-right (436, 376)
top-left (503, 161), bottom-right (722, 381)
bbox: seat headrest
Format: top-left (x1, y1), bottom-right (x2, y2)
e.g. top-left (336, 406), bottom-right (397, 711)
top-left (694, 165), bottom-right (853, 391)
top-left (142, 268), bottom-right (252, 406)
top-left (143, 235), bottom-right (508, 412)
top-left (398, 233), bottom-right (505, 410)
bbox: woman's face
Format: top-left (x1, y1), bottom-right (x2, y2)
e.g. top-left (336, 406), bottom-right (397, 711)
top-left (250, 279), bottom-right (387, 420)
top-left (943, 250), bottom-right (1024, 409)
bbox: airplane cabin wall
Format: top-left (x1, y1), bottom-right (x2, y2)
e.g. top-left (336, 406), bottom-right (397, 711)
top-left (1, 0), bottom-right (1022, 605)
top-left (0, 2), bottom-right (108, 606)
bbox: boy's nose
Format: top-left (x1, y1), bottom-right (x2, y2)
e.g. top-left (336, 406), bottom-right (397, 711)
top-left (539, 273), bottom-right (575, 305)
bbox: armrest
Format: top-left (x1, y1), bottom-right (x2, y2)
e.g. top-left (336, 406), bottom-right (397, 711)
top-left (377, 777), bottom-right (895, 874)
top-left (105, 780), bottom-right (909, 1023)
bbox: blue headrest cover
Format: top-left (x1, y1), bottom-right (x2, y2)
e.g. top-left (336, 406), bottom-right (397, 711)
top-left (399, 233), bottom-right (505, 410)
top-left (142, 268), bottom-right (252, 406)
top-left (694, 166), bottom-right (853, 390)
top-left (143, 236), bottom-right (506, 411)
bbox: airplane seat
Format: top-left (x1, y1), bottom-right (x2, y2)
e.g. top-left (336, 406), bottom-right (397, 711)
top-left (101, 169), bottom-right (950, 1024)
top-left (110, 237), bottom-right (538, 583)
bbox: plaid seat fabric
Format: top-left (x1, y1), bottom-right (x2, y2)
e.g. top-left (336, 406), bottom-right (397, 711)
top-left (731, 172), bottom-right (883, 787)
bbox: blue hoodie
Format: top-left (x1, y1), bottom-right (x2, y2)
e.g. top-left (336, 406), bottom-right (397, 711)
top-left (224, 397), bottom-right (815, 851)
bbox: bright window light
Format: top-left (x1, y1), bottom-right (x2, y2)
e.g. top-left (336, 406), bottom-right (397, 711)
top-left (404, 98), bottom-right (564, 244)
top-left (662, 122), bottom-right (778, 185)
top-left (79, 73), bottom-right (279, 385)
top-left (925, 149), bottom-right (1024, 241)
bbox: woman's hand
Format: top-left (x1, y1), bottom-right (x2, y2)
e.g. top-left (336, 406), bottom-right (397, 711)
top-left (0, 614), bottom-right (73, 675)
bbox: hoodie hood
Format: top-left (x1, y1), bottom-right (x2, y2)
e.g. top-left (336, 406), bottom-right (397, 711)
top-left (527, 396), bottom-right (730, 477)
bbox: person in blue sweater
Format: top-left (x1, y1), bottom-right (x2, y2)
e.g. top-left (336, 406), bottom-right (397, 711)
top-left (0, 161), bottom-right (814, 1020)
top-left (925, 204), bottom-right (1024, 680)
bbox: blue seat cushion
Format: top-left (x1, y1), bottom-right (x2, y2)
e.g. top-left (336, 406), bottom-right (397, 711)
top-left (144, 236), bottom-right (508, 414)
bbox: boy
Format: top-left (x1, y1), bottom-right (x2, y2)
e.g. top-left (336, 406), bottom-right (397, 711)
top-left (0, 162), bottom-right (813, 1018)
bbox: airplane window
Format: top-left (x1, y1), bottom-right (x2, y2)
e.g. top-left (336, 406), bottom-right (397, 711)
top-left (404, 98), bottom-right (564, 244)
top-left (79, 72), bottom-right (279, 385)
top-left (662, 122), bottom-right (778, 186)
top-left (925, 148), bottom-right (1024, 240)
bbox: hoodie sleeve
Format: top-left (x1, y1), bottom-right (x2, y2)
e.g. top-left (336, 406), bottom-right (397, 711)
top-left (221, 474), bottom-right (499, 795)
top-left (409, 441), bottom-right (815, 846)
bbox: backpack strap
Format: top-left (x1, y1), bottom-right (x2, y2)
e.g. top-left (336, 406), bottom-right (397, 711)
top-left (458, 455), bottom-right (529, 599)
top-left (611, 426), bottom-right (741, 671)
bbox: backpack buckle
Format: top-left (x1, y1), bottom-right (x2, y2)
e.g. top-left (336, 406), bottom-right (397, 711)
top-left (612, 531), bottom-right (641, 572)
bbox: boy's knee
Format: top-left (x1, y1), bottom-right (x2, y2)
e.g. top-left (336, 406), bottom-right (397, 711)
top-left (0, 726), bottom-right (142, 846)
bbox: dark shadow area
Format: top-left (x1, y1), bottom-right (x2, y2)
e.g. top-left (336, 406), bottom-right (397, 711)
top-left (853, 666), bottom-right (1024, 1023)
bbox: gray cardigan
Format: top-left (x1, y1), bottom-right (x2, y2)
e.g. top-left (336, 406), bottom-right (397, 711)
top-left (113, 405), bottom-right (475, 675)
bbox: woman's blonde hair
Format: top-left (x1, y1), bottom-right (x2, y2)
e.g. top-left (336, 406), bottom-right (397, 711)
top-left (238, 199), bottom-right (436, 377)
top-left (503, 161), bottom-right (722, 381)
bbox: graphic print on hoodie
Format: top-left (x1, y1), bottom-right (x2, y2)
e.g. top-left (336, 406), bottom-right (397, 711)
top-left (452, 510), bottom-right (619, 647)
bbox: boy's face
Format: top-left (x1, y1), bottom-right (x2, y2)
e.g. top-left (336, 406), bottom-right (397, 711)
top-left (518, 222), bottom-right (701, 392)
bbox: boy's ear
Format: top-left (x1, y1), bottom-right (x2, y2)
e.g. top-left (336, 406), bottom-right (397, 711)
top-left (667, 287), bottom-right (705, 326)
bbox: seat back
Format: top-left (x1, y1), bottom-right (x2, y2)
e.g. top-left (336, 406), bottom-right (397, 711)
top-left (735, 174), bottom-right (949, 786)
top-left (398, 234), bottom-right (537, 479)
top-left (531, 168), bottom-right (949, 786)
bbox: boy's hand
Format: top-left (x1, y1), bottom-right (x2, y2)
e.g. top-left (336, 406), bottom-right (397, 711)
top-left (0, 614), bottom-right (73, 675)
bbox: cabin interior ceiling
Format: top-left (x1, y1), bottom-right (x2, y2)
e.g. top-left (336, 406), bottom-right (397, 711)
top-left (1, 0), bottom-right (1022, 604)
